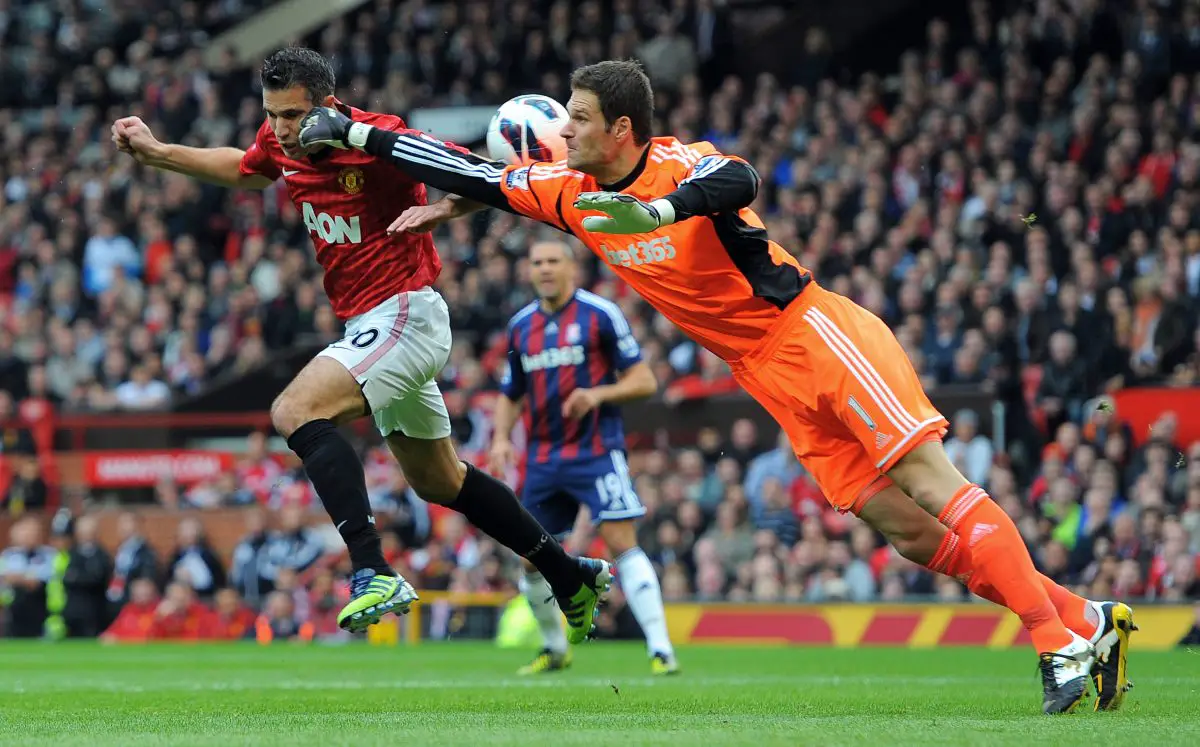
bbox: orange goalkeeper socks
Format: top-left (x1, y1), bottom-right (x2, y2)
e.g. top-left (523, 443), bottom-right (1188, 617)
top-left (937, 484), bottom-right (1074, 653)
top-left (1041, 578), bottom-right (1099, 641)
top-left (928, 528), bottom-right (1099, 641)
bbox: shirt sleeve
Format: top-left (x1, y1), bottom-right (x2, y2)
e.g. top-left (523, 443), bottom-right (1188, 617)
top-left (498, 326), bottom-right (527, 400)
top-left (495, 162), bottom-right (578, 232)
top-left (372, 112), bottom-right (408, 132)
top-left (361, 127), bottom-right (575, 230)
top-left (362, 112), bottom-right (418, 185)
top-left (661, 151), bottom-right (759, 221)
top-left (596, 304), bottom-right (642, 372)
top-left (238, 124), bottom-right (282, 181)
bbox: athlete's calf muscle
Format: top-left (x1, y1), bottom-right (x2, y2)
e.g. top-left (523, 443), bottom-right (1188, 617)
top-left (270, 356), bottom-right (370, 437)
top-left (384, 432), bottom-right (466, 504)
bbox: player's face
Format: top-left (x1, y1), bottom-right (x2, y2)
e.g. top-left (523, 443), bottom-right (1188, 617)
top-left (529, 243), bottom-right (574, 302)
top-left (263, 86), bottom-right (335, 158)
top-left (561, 90), bottom-right (623, 173)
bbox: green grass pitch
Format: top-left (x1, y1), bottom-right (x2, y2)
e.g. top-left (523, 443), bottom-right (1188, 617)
top-left (1, 642), bottom-right (1197, 746)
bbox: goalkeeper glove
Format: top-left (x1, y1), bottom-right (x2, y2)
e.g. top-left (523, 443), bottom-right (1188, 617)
top-left (574, 192), bottom-right (676, 234)
top-left (298, 107), bottom-right (374, 150)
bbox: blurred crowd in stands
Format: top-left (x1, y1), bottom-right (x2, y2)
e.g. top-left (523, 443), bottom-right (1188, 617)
top-left (5, 402), bottom-right (1200, 640)
top-left (5, 0), bottom-right (1200, 637)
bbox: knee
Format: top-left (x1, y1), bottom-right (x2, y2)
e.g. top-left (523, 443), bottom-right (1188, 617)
top-left (599, 521), bottom-right (638, 557)
top-left (271, 388), bottom-right (320, 440)
top-left (897, 482), bottom-right (941, 516)
top-left (858, 484), bottom-right (948, 567)
top-left (605, 537), bottom-right (637, 558)
top-left (888, 531), bottom-right (930, 564)
top-left (882, 523), bottom-right (943, 567)
top-left (406, 459), bottom-right (467, 505)
top-left (887, 442), bottom-right (967, 513)
top-left (270, 393), bottom-right (303, 439)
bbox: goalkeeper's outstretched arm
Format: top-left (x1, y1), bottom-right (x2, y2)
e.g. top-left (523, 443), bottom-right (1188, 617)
top-left (298, 106), bottom-right (547, 219)
top-left (359, 124), bottom-right (522, 215)
top-left (298, 106), bottom-right (760, 232)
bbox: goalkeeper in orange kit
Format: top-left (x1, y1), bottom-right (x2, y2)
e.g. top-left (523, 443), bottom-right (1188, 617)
top-left (297, 59), bottom-right (1133, 714)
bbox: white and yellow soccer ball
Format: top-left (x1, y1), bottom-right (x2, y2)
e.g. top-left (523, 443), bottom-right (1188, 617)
top-left (486, 94), bottom-right (569, 165)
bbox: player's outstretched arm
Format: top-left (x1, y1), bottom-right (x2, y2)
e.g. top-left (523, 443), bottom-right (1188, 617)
top-left (299, 106), bottom-right (527, 216)
top-left (111, 117), bottom-right (273, 190)
top-left (575, 156), bottom-right (760, 235)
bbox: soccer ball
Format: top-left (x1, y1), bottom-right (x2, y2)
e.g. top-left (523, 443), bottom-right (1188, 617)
top-left (486, 94), bottom-right (569, 165)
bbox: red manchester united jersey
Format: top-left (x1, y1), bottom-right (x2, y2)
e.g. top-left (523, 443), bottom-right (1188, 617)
top-left (239, 102), bottom-right (441, 319)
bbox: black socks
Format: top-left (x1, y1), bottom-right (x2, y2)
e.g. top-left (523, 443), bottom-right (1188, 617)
top-left (287, 419), bottom-right (391, 576)
top-left (286, 424), bottom-right (577, 594)
top-left (451, 464), bottom-right (581, 596)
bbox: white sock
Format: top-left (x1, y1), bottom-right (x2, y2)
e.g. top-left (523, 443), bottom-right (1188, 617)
top-left (615, 547), bottom-right (674, 657)
top-left (520, 571), bottom-right (567, 654)
top-left (1086, 600), bottom-right (1106, 645)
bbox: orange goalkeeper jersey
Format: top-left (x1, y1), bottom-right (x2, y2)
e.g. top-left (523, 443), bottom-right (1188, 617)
top-left (363, 130), bottom-right (813, 362)
top-left (496, 138), bottom-right (812, 360)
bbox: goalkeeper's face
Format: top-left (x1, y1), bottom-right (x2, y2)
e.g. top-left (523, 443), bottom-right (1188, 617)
top-left (264, 85), bottom-right (335, 158)
top-left (561, 90), bottom-right (623, 174)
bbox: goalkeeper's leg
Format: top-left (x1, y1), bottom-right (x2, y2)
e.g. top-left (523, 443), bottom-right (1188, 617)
top-left (859, 484), bottom-right (1134, 711)
top-left (856, 484), bottom-right (1101, 637)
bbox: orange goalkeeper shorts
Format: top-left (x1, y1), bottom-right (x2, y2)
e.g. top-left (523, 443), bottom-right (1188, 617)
top-left (730, 283), bottom-right (948, 514)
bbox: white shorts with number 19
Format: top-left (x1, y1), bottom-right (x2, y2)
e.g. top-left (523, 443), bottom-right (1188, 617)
top-left (317, 287), bottom-right (452, 440)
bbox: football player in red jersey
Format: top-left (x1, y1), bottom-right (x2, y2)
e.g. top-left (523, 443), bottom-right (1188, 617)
top-left (110, 48), bottom-right (611, 640)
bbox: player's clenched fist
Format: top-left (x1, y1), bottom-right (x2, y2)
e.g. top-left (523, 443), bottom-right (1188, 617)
top-left (111, 116), bottom-right (165, 163)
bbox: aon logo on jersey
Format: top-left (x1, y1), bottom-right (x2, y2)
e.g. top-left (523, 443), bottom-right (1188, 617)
top-left (522, 345), bottom-right (585, 372)
top-left (302, 202), bottom-right (361, 244)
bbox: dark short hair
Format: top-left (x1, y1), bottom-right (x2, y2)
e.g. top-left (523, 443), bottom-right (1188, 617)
top-left (261, 47), bottom-right (335, 101)
top-left (570, 59), bottom-right (654, 145)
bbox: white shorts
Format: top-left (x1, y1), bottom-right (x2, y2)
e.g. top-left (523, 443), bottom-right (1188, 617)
top-left (317, 288), bottom-right (452, 439)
